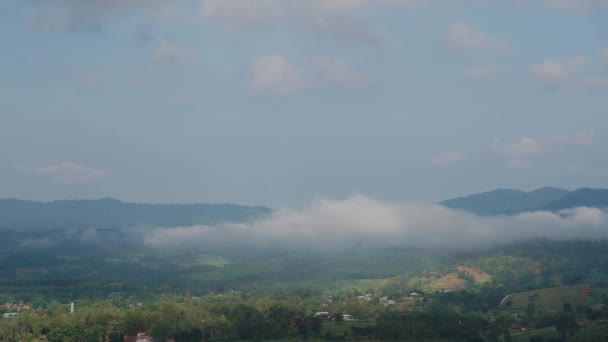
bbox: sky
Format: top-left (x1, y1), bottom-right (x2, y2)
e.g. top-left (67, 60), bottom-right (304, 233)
top-left (1, 0), bottom-right (608, 207)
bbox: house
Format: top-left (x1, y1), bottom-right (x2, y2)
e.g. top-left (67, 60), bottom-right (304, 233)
top-left (409, 292), bottom-right (422, 299)
top-left (291, 315), bottom-right (306, 327)
top-left (357, 295), bottom-right (371, 301)
top-left (313, 312), bottom-right (331, 321)
top-left (124, 332), bottom-right (153, 342)
top-left (382, 300), bottom-right (396, 306)
top-left (509, 323), bottom-right (525, 331)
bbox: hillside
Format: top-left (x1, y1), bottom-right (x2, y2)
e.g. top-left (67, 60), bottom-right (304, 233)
top-left (537, 188), bottom-right (608, 211)
top-left (0, 198), bottom-right (272, 229)
top-left (440, 187), bottom-right (608, 215)
top-left (439, 187), bottom-right (569, 215)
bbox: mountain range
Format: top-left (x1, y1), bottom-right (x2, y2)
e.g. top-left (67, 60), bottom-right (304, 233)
top-left (0, 198), bottom-right (271, 230)
top-left (440, 187), bottom-right (608, 216)
top-left (1, 187), bottom-right (607, 230)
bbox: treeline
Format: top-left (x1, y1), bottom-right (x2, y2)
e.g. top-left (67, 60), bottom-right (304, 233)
top-left (2, 288), bottom-right (607, 341)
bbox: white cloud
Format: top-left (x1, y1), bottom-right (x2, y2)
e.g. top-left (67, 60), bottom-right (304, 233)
top-left (464, 65), bottom-right (502, 79)
top-left (250, 55), bottom-right (310, 95)
top-left (145, 194), bottom-right (608, 249)
top-left (447, 23), bottom-right (504, 50)
top-left (529, 60), bottom-right (567, 87)
top-left (314, 57), bottom-right (368, 88)
top-left (529, 56), bottom-right (589, 89)
top-left (503, 137), bottom-right (542, 158)
top-left (432, 152), bottom-right (467, 167)
top-left (495, 131), bottom-right (594, 169)
top-left (14, 162), bottom-right (107, 184)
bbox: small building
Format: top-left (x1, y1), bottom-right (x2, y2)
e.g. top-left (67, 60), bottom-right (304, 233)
top-left (124, 332), bottom-right (153, 342)
top-left (342, 314), bottom-right (353, 321)
top-left (313, 312), bottom-right (331, 321)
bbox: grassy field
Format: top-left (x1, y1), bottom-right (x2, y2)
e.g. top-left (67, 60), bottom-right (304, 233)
top-left (499, 285), bottom-right (607, 310)
top-left (510, 327), bottom-right (558, 342)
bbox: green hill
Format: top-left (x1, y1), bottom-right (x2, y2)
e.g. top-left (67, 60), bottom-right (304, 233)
top-left (500, 286), bottom-right (608, 311)
top-left (0, 198), bottom-right (272, 229)
top-left (439, 187), bottom-right (569, 215)
top-left (537, 188), bottom-right (608, 211)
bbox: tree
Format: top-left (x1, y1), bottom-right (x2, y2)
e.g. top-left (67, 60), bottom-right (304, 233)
top-left (526, 302), bottom-right (536, 317)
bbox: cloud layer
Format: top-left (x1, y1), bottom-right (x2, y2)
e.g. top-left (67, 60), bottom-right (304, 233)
top-left (145, 194), bottom-right (608, 250)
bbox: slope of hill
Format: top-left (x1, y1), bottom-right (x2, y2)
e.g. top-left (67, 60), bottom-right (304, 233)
top-left (439, 187), bottom-right (569, 215)
top-left (537, 188), bottom-right (608, 211)
top-left (0, 198), bottom-right (272, 229)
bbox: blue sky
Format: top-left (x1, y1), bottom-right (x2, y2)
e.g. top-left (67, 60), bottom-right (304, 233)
top-left (1, 0), bottom-right (607, 206)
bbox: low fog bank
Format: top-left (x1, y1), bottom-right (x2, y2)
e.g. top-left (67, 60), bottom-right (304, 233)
top-left (144, 194), bottom-right (608, 250)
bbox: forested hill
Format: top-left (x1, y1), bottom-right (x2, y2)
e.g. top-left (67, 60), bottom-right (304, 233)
top-left (440, 187), bottom-right (608, 215)
top-left (0, 198), bottom-right (272, 229)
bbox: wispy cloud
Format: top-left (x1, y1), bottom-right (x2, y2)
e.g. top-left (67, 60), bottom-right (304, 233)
top-left (447, 23), bottom-right (505, 50)
top-left (27, 0), bottom-right (175, 33)
top-left (250, 55), bottom-right (310, 95)
top-left (200, 0), bottom-right (421, 44)
top-left (13, 162), bottom-right (107, 184)
top-left (495, 131), bottom-right (595, 169)
top-left (529, 56), bottom-right (590, 89)
top-left (503, 137), bottom-right (543, 158)
top-left (314, 57), bottom-right (369, 89)
top-left (432, 152), bottom-right (467, 167)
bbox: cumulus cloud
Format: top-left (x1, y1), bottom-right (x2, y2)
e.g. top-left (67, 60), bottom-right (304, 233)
top-left (250, 55), bottom-right (310, 95)
top-left (464, 65), bottom-right (502, 79)
top-left (14, 161), bottom-right (107, 184)
top-left (495, 131), bottom-right (595, 169)
top-left (144, 194), bottom-right (608, 249)
top-left (529, 56), bottom-right (590, 89)
top-left (432, 152), bottom-right (467, 167)
top-left (27, 0), bottom-right (175, 33)
top-left (447, 23), bottom-right (505, 50)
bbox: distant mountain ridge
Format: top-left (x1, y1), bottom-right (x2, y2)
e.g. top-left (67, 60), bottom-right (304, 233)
top-left (0, 198), bottom-right (272, 229)
top-left (440, 187), bottom-right (608, 216)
